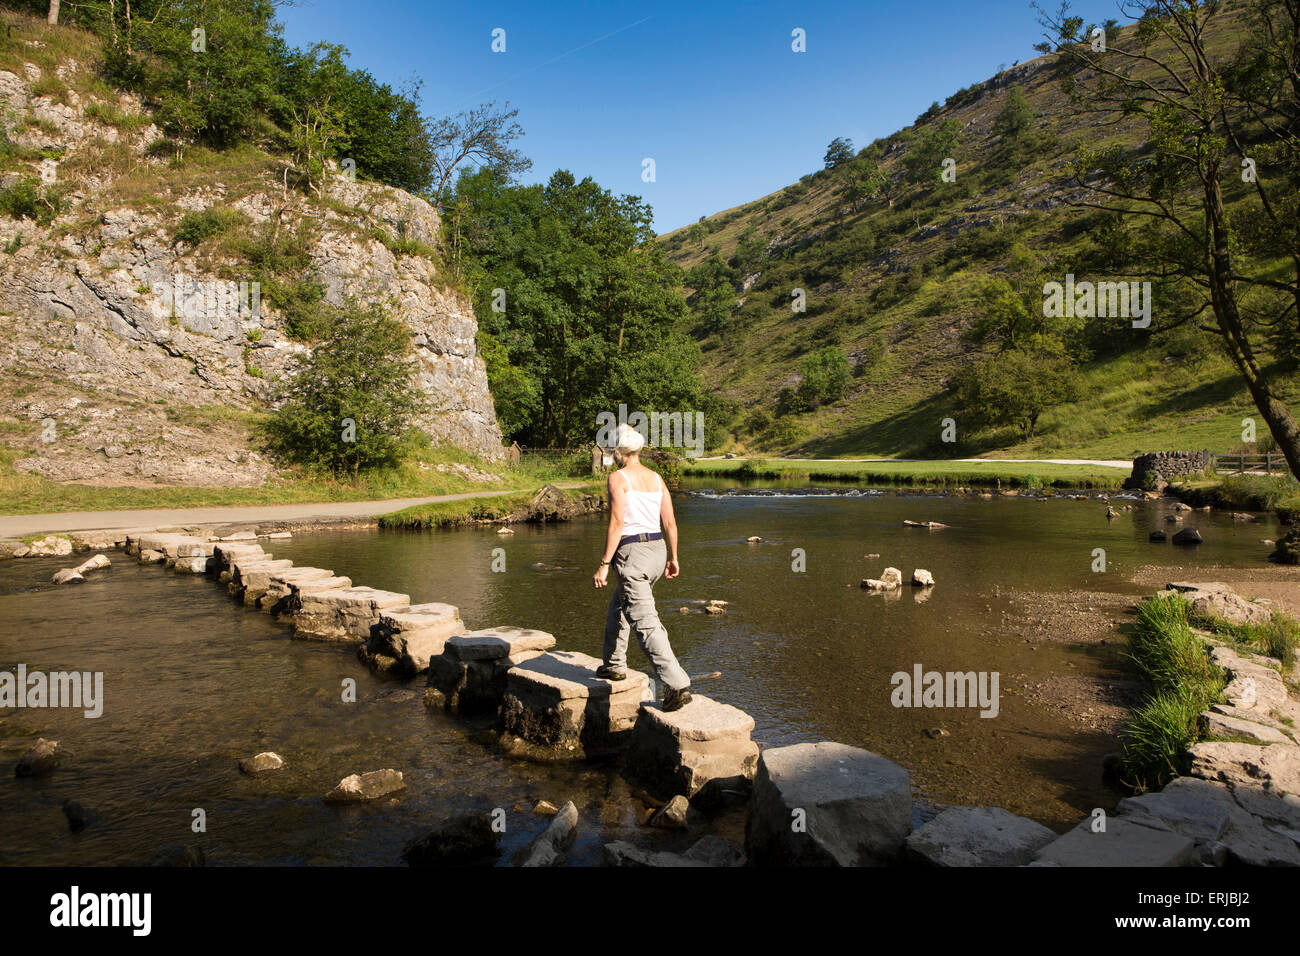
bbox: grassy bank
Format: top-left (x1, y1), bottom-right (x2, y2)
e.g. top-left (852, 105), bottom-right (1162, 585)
top-left (1120, 592), bottom-right (1298, 792)
top-left (0, 444), bottom-right (585, 516)
top-left (683, 457), bottom-right (1126, 489)
top-left (1169, 473), bottom-right (1300, 517)
top-left (378, 480), bottom-right (606, 530)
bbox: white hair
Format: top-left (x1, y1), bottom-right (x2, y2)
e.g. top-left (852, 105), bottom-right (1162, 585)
top-left (614, 423), bottom-right (646, 455)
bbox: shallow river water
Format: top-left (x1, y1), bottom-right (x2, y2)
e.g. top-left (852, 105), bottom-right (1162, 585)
top-left (0, 482), bottom-right (1282, 865)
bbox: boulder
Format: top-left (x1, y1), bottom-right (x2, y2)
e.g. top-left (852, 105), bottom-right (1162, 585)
top-left (649, 795), bottom-right (691, 829)
top-left (139, 549), bottom-right (165, 564)
top-left (1172, 528), bottom-right (1203, 545)
top-left (624, 695), bottom-right (759, 805)
top-left (1149, 530), bottom-right (1167, 542)
top-left (293, 586), bottom-right (411, 642)
top-left (323, 769), bottom-right (405, 805)
top-left (911, 569), bottom-right (935, 587)
top-left (73, 553), bottom-right (110, 575)
top-left (1032, 816), bottom-right (1199, 867)
top-left (51, 568), bottom-right (84, 585)
top-left (425, 625), bottom-right (556, 713)
top-left (238, 752), bottom-right (285, 774)
top-left (745, 741), bottom-right (912, 866)
top-left (1269, 529), bottom-right (1300, 565)
top-left (26, 535), bottom-right (72, 557)
top-left (15, 738), bottom-right (61, 778)
top-left (499, 650), bottom-right (651, 758)
top-left (905, 807), bottom-right (1056, 866)
top-left (359, 602), bottom-right (464, 675)
top-left (516, 800), bottom-right (578, 867)
top-left (401, 812), bottom-right (501, 866)
top-left (1190, 590), bottom-right (1273, 628)
top-left (1185, 741), bottom-right (1300, 798)
top-left (881, 567), bottom-right (903, 589)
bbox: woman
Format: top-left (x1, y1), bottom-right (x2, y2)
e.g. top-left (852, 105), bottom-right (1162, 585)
top-left (592, 424), bottom-right (693, 711)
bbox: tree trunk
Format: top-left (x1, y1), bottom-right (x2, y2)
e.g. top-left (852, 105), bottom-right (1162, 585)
top-left (47, 0), bottom-right (59, 25)
top-left (1204, 175), bottom-right (1300, 480)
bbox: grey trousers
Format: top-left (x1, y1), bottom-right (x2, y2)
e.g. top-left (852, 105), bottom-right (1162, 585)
top-left (603, 538), bottom-right (690, 691)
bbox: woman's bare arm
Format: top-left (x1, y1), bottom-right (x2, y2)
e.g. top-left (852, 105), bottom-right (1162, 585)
top-left (660, 474), bottom-right (678, 564)
top-left (601, 472), bottom-right (625, 564)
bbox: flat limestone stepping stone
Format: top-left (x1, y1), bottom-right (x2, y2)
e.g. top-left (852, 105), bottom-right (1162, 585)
top-left (1033, 817), bottom-right (1199, 867)
top-left (425, 626), bottom-right (555, 713)
top-left (228, 559), bottom-right (294, 603)
top-left (257, 567), bottom-right (341, 612)
top-left (499, 650), bottom-right (650, 758)
top-left (904, 807), bottom-right (1056, 867)
top-left (293, 585), bottom-right (411, 642)
top-left (624, 695), bottom-right (759, 804)
top-left (212, 542), bottom-right (267, 579)
top-left (745, 741), bottom-right (912, 866)
top-left (360, 603), bottom-right (465, 676)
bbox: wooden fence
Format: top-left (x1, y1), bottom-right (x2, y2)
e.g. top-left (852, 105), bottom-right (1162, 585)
top-left (1212, 452), bottom-right (1284, 475)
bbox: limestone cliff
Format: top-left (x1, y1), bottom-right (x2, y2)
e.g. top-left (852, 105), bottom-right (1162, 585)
top-left (0, 56), bottom-right (502, 487)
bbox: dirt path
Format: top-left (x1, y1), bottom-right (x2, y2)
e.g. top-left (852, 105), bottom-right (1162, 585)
top-left (0, 482), bottom-right (592, 538)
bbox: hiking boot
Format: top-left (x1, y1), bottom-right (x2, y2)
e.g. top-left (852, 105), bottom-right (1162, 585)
top-left (662, 686), bottom-right (693, 712)
top-left (595, 665), bottom-right (626, 681)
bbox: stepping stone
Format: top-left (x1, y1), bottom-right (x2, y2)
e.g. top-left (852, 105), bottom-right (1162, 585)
top-left (228, 559), bottom-right (294, 604)
top-left (624, 695), bottom-right (759, 805)
top-left (904, 807), bottom-right (1056, 867)
top-left (499, 650), bottom-right (650, 758)
top-left (1033, 817), bottom-right (1199, 867)
top-left (257, 567), bottom-right (342, 613)
top-left (212, 541), bottom-right (267, 575)
top-left (292, 585), bottom-right (411, 642)
top-left (745, 741), bottom-right (912, 866)
top-left (360, 603), bottom-right (465, 676)
top-left (426, 626), bottom-right (555, 713)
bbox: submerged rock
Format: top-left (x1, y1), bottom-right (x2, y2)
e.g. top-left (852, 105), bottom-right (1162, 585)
top-left (1149, 530), bottom-right (1167, 542)
top-left (15, 738), bottom-right (60, 778)
top-left (1171, 528), bottom-right (1203, 545)
top-left (649, 795), bottom-right (691, 830)
top-left (51, 568), bottom-right (84, 585)
top-left (323, 769), bottom-right (405, 805)
top-left (402, 812), bottom-right (501, 866)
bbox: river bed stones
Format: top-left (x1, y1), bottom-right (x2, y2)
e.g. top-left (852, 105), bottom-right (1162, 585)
top-left (292, 585), bottom-right (411, 642)
top-left (359, 602), bottom-right (465, 675)
top-left (624, 694), bottom-right (759, 805)
top-left (745, 741), bottom-right (912, 866)
top-left (323, 769), bottom-right (405, 805)
top-left (904, 807), bottom-right (1055, 866)
top-left (515, 800), bottom-right (578, 867)
top-left (1033, 816), bottom-right (1200, 867)
top-left (499, 650), bottom-right (651, 758)
top-left (425, 625), bottom-right (555, 712)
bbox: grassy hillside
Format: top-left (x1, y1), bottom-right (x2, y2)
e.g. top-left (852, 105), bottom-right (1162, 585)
top-left (658, 0), bottom-right (1298, 463)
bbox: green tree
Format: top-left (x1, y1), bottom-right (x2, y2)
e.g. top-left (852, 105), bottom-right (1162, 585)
top-left (823, 136), bottom-right (854, 169)
top-left (838, 147), bottom-right (888, 212)
top-left (428, 102), bottom-right (532, 210)
top-left (902, 118), bottom-right (962, 184)
top-left (796, 346), bottom-right (851, 410)
top-left (264, 299), bottom-right (427, 475)
top-left (1037, 0), bottom-right (1300, 479)
top-left (993, 86), bottom-right (1035, 140)
top-left (448, 167), bottom-right (701, 446)
top-left (951, 348), bottom-right (1081, 438)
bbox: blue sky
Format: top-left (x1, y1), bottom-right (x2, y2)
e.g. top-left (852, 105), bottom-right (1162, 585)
top-left (277, 0), bottom-right (1125, 234)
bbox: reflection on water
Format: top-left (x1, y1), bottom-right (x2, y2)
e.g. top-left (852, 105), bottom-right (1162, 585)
top-left (0, 485), bottom-right (1281, 864)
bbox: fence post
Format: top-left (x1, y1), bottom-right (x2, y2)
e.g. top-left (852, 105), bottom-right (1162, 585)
top-left (1266, 453), bottom-right (1272, 475)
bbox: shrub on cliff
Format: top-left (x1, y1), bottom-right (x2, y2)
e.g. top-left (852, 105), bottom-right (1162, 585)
top-left (263, 298), bottom-right (427, 476)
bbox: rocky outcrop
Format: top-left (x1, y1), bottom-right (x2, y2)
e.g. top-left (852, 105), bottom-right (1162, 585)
top-left (0, 62), bottom-right (502, 486)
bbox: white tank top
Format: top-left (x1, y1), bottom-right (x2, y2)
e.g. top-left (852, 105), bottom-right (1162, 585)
top-left (618, 469), bottom-right (662, 536)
